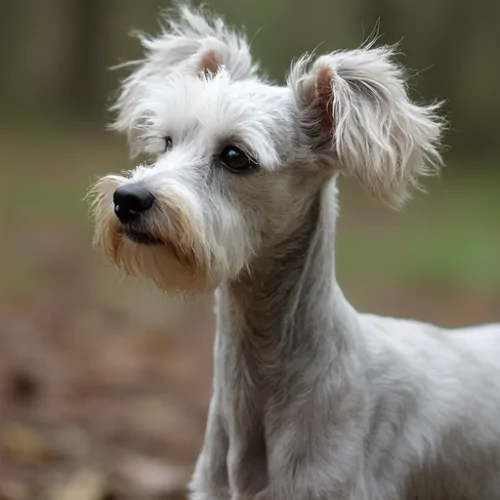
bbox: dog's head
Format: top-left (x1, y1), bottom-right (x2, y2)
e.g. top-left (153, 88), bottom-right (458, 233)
top-left (90, 3), bottom-right (444, 294)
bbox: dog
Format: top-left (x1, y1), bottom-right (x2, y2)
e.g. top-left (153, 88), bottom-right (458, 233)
top-left (90, 4), bottom-right (500, 499)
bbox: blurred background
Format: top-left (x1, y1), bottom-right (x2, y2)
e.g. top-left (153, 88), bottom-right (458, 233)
top-left (0, 0), bottom-right (498, 498)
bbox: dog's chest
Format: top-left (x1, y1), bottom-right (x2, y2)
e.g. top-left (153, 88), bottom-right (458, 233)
top-left (218, 335), bottom-right (275, 495)
top-left (218, 325), bottom-right (293, 442)
top-left (222, 339), bottom-right (279, 415)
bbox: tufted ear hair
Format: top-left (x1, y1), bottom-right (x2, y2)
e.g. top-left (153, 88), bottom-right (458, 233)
top-left (288, 44), bottom-right (445, 207)
top-left (110, 2), bottom-right (259, 153)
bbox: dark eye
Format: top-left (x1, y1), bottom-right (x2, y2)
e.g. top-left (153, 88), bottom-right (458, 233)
top-left (220, 145), bottom-right (256, 173)
top-left (164, 136), bottom-right (173, 152)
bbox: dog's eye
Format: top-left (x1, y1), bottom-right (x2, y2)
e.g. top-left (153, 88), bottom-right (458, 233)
top-left (220, 146), bottom-right (256, 173)
top-left (164, 136), bottom-right (173, 152)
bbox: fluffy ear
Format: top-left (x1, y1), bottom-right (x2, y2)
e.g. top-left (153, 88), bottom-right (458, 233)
top-left (288, 44), bottom-right (445, 206)
top-left (111, 2), bottom-right (258, 152)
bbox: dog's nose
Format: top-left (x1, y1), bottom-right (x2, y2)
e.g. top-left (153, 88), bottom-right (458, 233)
top-left (113, 185), bottom-right (155, 223)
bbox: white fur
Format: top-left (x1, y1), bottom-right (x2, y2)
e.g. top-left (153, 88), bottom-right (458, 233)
top-left (111, 2), bottom-right (259, 155)
top-left (89, 4), bottom-right (500, 500)
top-left (288, 44), bottom-right (444, 206)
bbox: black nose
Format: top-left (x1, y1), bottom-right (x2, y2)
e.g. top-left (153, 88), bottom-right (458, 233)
top-left (113, 185), bottom-right (155, 223)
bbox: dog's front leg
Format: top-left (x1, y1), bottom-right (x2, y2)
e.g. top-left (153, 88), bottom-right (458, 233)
top-left (265, 401), bottom-right (367, 500)
top-left (268, 436), bottom-right (366, 500)
top-left (189, 395), bottom-right (231, 500)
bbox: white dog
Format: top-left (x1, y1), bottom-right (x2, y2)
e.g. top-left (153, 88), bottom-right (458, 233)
top-left (90, 4), bottom-right (500, 499)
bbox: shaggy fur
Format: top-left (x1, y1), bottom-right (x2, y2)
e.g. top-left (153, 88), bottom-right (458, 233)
top-left (89, 4), bottom-right (500, 499)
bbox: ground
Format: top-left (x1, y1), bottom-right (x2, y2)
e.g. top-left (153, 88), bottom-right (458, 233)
top-left (0, 123), bottom-right (498, 499)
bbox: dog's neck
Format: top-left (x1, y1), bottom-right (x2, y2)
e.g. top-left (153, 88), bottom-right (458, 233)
top-left (217, 179), bottom-right (359, 367)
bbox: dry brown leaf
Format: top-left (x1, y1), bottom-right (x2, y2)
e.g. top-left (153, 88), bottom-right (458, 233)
top-left (0, 421), bottom-right (54, 463)
top-left (118, 454), bottom-right (190, 497)
top-left (46, 468), bottom-right (107, 500)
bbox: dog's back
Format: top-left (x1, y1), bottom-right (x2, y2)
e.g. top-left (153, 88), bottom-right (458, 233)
top-left (361, 314), bottom-right (500, 499)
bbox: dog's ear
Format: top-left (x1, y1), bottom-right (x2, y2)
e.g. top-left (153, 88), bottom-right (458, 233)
top-left (288, 45), bottom-right (445, 206)
top-left (136, 3), bottom-right (258, 79)
top-left (111, 3), bottom-right (258, 152)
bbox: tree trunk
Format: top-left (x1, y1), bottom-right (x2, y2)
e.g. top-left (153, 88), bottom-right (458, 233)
top-left (63, 0), bottom-right (109, 117)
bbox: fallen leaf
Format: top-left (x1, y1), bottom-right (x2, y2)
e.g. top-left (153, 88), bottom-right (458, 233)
top-left (118, 455), bottom-right (190, 497)
top-left (0, 421), bottom-right (54, 463)
top-left (47, 468), bottom-right (107, 500)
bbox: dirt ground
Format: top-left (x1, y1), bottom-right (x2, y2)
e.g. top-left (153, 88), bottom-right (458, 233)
top-left (0, 223), bottom-right (216, 499)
